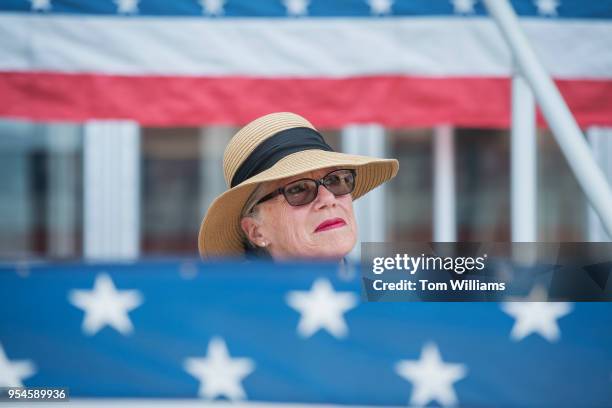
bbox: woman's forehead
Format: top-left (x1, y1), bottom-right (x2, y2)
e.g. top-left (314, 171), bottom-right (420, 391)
top-left (265, 166), bottom-right (338, 190)
top-left (282, 166), bottom-right (338, 184)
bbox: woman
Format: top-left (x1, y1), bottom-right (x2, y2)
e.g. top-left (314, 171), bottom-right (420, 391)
top-left (198, 112), bottom-right (399, 261)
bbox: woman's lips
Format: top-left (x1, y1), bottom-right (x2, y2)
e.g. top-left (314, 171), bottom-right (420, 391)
top-left (315, 217), bottom-right (347, 233)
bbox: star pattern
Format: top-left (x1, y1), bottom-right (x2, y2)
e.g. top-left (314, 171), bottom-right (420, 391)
top-left (395, 342), bottom-right (467, 407)
top-left (286, 278), bottom-right (358, 338)
top-left (115, 0), bottom-right (139, 14)
top-left (184, 337), bottom-right (255, 401)
top-left (30, 0), bottom-right (51, 12)
top-left (283, 0), bottom-right (309, 17)
top-left (0, 344), bottom-right (36, 387)
top-left (368, 0), bottom-right (393, 16)
top-left (68, 273), bottom-right (143, 336)
top-left (200, 0), bottom-right (225, 16)
top-left (501, 286), bottom-right (573, 342)
top-left (451, 0), bottom-right (477, 15)
top-left (0, 258), bottom-right (607, 405)
top-left (535, 0), bottom-right (560, 17)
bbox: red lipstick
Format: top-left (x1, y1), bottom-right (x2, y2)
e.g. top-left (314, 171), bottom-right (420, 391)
top-left (315, 217), bottom-right (346, 233)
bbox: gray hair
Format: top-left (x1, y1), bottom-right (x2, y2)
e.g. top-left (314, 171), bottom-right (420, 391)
top-left (240, 183), bottom-right (273, 258)
top-left (241, 183), bottom-right (268, 218)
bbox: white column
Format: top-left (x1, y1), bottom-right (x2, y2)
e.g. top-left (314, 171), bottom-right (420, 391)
top-left (341, 124), bottom-right (387, 260)
top-left (587, 127), bottom-right (612, 241)
top-left (511, 73), bottom-right (537, 242)
top-left (46, 124), bottom-right (80, 258)
top-left (483, 0), bottom-right (612, 237)
top-left (199, 126), bottom-right (233, 215)
top-left (433, 125), bottom-right (456, 242)
top-left (84, 120), bottom-right (140, 260)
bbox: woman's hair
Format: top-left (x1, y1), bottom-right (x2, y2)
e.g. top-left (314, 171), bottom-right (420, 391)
top-left (240, 183), bottom-right (273, 259)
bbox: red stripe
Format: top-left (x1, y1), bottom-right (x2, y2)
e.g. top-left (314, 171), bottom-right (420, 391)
top-left (1, 72), bottom-right (611, 128)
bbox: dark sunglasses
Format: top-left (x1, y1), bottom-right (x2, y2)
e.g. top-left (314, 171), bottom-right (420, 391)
top-left (256, 169), bottom-right (357, 207)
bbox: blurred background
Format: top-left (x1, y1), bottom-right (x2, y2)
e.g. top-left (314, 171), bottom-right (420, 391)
top-left (0, 0), bottom-right (611, 263)
top-left (1, 0), bottom-right (612, 407)
top-left (1, 122), bottom-right (606, 261)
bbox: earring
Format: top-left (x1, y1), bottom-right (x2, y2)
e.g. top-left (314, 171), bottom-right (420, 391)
top-left (261, 241), bottom-right (268, 247)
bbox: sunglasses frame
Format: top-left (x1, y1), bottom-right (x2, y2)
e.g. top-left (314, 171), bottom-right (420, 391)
top-left (255, 168), bottom-right (357, 207)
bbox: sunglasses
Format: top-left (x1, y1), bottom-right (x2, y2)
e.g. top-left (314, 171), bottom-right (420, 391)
top-left (256, 169), bottom-right (357, 207)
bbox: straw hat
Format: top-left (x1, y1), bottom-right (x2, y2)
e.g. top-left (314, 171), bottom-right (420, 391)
top-left (198, 112), bottom-right (399, 258)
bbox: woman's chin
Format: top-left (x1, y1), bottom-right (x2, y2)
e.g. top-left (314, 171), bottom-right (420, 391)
top-left (310, 241), bottom-right (355, 260)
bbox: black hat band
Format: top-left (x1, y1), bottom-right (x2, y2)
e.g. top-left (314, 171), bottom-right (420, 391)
top-left (230, 127), bottom-right (334, 188)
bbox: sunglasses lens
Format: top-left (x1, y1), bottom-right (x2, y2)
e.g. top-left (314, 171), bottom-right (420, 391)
top-left (324, 169), bottom-right (355, 195)
top-left (282, 169), bottom-right (356, 206)
top-left (284, 180), bottom-right (317, 206)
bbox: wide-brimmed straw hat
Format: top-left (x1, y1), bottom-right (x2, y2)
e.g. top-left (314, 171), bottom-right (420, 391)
top-left (198, 112), bottom-right (399, 258)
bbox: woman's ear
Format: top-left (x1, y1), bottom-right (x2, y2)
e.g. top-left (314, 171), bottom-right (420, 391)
top-left (240, 216), bottom-right (267, 247)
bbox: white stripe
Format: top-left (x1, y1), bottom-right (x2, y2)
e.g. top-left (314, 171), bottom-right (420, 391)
top-left (0, 14), bottom-right (611, 78)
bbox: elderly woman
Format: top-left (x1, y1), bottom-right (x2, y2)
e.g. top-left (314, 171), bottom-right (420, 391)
top-left (198, 112), bottom-right (398, 261)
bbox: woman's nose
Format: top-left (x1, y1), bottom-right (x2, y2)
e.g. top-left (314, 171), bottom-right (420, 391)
top-left (314, 184), bottom-right (336, 208)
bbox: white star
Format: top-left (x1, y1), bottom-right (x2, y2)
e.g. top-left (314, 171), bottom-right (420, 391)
top-left (184, 337), bottom-right (255, 401)
top-left (283, 0), bottom-right (309, 17)
top-left (200, 0), bottom-right (225, 16)
top-left (395, 342), bottom-right (467, 407)
top-left (68, 273), bottom-right (143, 336)
top-left (114, 0), bottom-right (139, 14)
top-left (30, 0), bottom-right (51, 11)
top-left (368, 0), bottom-right (393, 16)
top-left (501, 286), bottom-right (572, 342)
top-left (0, 344), bottom-right (36, 387)
top-left (535, 0), bottom-right (560, 17)
top-left (286, 278), bottom-right (357, 339)
top-left (451, 0), bottom-right (477, 15)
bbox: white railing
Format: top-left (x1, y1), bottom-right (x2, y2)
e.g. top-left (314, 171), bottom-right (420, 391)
top-left (483, 0), bottom-right (612, 238)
